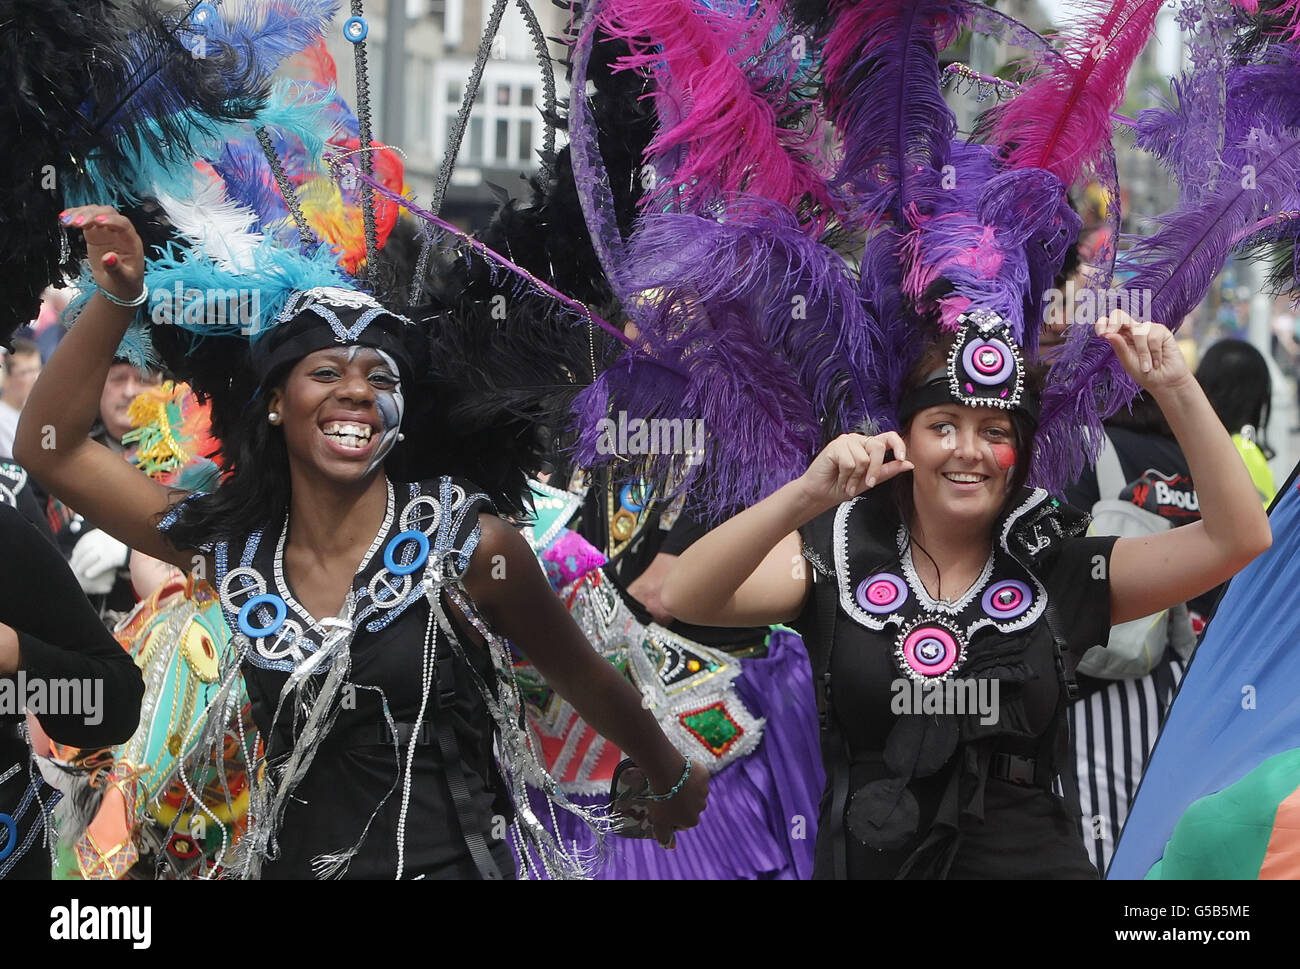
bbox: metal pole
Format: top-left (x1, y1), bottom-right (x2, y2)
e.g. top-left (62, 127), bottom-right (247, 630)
top-left (382, 0), bottom-right (407, 146)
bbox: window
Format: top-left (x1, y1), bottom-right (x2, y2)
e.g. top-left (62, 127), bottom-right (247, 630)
top-left (495, 119), bottom-right (509, 161)
top-left (496, 84), bottom-right (511, 106)
top-left (469, 116), bottom-right (484, 163)
top-left (447, 81), bottom-right (461, 104)
top-left (520, 85), bottom-right (534, 107)
top-left (518, 120), bottom-right (533, 163)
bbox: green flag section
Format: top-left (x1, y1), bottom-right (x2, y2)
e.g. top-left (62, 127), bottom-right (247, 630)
top-left (1146, 747), bottom-right (1300, 879)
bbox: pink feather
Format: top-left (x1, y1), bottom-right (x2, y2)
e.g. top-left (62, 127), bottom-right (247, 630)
top-left (599, 0), bottom-right (831, 221)
top-left (991, 0), bottom-right (1163, 186)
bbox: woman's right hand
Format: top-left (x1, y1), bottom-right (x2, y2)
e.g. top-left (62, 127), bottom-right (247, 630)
top-left (795, 432), bottom-right (914, 515)
top-left (59, 206), bottom-right (145, 304)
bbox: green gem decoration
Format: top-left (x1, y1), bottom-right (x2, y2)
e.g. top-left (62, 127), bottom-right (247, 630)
top-left (679, 703), bottom-right (743, 756)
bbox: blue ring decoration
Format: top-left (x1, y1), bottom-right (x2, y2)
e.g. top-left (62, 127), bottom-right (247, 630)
top-left (915, 637), bottom-right (947, 665)
top-left (192, 2), bottom-right (217, 26)
top-left (344, 15), bottom-right (368, 42)
top-left (619, 483), bottom-right (646, 513)
top-left (238, 593), bottom-right (287, 638)
top-left (0, 813), bottom-right (16, 863)
top-left (384, 530), bottom-right (430, 576)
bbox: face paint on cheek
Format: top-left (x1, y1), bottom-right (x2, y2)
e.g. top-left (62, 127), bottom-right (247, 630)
top-left (990, 443), bottom-right (1017, 471)
top-left (365, 349), bottom-right (405, 475)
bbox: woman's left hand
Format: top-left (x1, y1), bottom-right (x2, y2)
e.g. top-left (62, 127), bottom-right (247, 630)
top-left (1095, 309), bottom-right (1191, 395)
top-left (645, 760), bottom-right (710, 849)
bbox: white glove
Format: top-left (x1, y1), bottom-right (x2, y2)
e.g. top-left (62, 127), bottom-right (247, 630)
top-left (69, 528), bottom-right (131, 595)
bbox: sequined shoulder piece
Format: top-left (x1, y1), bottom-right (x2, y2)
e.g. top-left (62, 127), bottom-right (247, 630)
top-left (212, 476), bottom-right (493, 673)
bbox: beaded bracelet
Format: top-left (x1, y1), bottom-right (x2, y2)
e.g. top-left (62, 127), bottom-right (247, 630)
top-left (643, 756), bottom-right (692, 802)
top-left (98, 282), bottom-right (149, 308)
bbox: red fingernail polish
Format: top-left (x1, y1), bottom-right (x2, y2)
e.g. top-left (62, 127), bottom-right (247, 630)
top-left (95, 215), bottom-right (108, 224)
top-left (73, 216), bottom-right (85, 226)
top-left (103, 253), bottom-right (118, 267)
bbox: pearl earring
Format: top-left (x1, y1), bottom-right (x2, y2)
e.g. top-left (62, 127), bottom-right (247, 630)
top-left (268, 411), bottom-right (280, 424)
top-left (397, 432), bottom-right (405, 442)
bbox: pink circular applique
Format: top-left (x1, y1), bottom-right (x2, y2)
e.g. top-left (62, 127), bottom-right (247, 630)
top-left (902, 626), bottom-right (959, 677)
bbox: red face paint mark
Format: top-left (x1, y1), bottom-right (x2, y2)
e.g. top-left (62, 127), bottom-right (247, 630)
top-left (990, 444), bottom-right (1016, 470)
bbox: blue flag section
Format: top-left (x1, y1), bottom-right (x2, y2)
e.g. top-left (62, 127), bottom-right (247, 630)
top-left (1109, 464), bottom-right (1300, 879)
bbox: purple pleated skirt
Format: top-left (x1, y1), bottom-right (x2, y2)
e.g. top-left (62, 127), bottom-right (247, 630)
top-left (513, 628), bottom-right (825, 879)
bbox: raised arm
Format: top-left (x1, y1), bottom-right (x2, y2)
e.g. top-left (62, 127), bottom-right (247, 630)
top-left (1100, 312), bottom-right (1272, 623)
top-left (13, 206), bottom-right (191, 571)
top-left (661, 432), bottom-right (914, 626)
top-left (462, 515), bottom-right (708, 842)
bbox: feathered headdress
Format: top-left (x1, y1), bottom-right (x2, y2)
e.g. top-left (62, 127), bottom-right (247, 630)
top-left (562, 0), bottom-right (1158, 516)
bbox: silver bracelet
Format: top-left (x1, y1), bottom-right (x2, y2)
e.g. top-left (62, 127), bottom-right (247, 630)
top-left (97, 282), bottom-right (149, 308)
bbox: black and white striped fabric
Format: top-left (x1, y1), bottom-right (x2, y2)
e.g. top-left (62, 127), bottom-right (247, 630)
top-left (1068, 653), bottom-right (1187, 876)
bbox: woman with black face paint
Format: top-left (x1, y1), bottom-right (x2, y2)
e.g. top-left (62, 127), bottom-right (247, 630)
top-left (16, 207), bottom-right (707, 880)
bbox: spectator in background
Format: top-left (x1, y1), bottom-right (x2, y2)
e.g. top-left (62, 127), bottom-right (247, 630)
top-left (1196, 339), bottom-right (1277, 506)
top-left (1063, 393), bottom-right (1199, 874)
top-left (51, 359), bottom-right (164, 626)
top-left (0, 338), bottom-right (42, 458)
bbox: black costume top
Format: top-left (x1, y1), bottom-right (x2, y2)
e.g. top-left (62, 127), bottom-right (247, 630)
top-left (796, 486), bottom-right (1115, 879)
top-left (170, 476), bottom-right (510, 879)
top-left (0, 504), bottom-right (144, 879)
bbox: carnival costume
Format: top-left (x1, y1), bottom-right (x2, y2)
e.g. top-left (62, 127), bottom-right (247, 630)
top-left (392, 14), bottom-right (828, 877)
top-left (0, 505), bottom-right (145, 879)
top-left (2, 0), bottom-right (648, 879)
top-left (545, 0), bottom-right (1300, 878)
top-left (515, 477), bottom-right (823, 878)
top-left (35, 382), bottom-right (259, 880)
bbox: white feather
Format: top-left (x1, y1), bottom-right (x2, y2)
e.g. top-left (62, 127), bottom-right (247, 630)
top-left (154, 171), bottom-right (266, 272)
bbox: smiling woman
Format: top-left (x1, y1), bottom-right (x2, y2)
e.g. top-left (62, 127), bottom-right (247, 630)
top-left (659, 311), bottom-right (1270, 880)
top-left (15, 210), bottom-right (709, 880)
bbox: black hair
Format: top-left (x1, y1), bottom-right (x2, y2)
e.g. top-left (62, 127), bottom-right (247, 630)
top-left (1196, 339), bottom-right (1272, 438)
top-left (1103, 390), bottom-right (1175, 439)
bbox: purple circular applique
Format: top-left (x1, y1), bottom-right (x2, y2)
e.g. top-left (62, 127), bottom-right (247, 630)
top-left (962, 337), bottom-right (1014, 387)
top-left (855, 572), bottom-right (907, 614)
top-left (981, 579), bottom-right (1033, 619)
top-left (902, 626), bottom-right (959, 677)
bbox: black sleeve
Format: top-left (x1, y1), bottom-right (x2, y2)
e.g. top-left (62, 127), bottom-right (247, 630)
top-left (0, 505), bottom-right (144, 746)
top-left (658, 511), bottom-right (708, 557)
top-left (1041, 534), bottom-right (1118, 658)
top-left (15, 482), bottom-right (54, 546)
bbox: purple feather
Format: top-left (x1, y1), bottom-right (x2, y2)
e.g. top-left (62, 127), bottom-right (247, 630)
top-left (821, 0), bottom-right (968, 228)
top-left (1039, 127), bottom-right (1300, 479)
top-left (1121, 127), bottom-right (1300, 326)
top-left (572, 200), bottom-right (872, 516)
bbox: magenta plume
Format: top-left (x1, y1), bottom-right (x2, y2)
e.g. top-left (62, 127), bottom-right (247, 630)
top-left (992, 0), bottom-right (1162, 187)
top-left (599, 0), bottom-right (830, 220)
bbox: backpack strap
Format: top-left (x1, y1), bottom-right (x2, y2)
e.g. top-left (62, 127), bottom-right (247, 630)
top-left (813, 571), bottom-right (851, 881)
